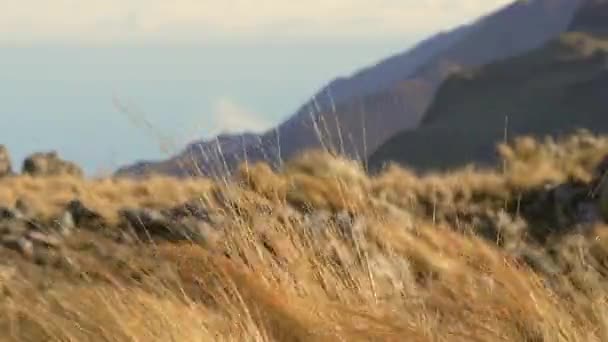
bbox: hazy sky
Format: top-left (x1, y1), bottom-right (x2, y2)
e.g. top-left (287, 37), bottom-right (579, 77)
top-left (0, 0), bottom-right (512, 175)
top-left (1, 0), bottom-right (513, 43)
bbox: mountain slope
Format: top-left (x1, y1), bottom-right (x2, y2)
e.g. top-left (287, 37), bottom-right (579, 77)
top-left (115, 24), bottom-right (475, 178)
top-left (116, 25), bottom-right (472, 179)
top-left (368, 1), bottom-right (608, 173)
top-left (339, 0), bottom-right (582, 156)
top-left (117, 0), bottom-right (582, 178)
top-left (569, 0), bottom-right (608, 33)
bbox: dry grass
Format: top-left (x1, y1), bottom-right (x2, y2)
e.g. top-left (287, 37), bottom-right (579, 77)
top-left (0, 175), bottom-right (213, 223)
top-left (498, 130), bottom-right (608, 186)
top-left (2, 132), bottom-right (608, 341)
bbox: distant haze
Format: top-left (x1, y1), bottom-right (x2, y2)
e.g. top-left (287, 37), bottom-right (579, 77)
top-left (0, 1), bottom-right (511, 43)
top-left (1, 41), bottom-right (417, 175)
top-left (0, 0), bottom-right (512, 175)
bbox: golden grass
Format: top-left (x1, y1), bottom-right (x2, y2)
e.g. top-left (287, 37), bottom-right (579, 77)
top-left (498, 130), bottom-right (608, 186)
top-left (0, 175), bottom-right (213, 223)
top-left (2, 132), bottom-right (608, 341)
top-left (3, 216), bottom-right (607, 341)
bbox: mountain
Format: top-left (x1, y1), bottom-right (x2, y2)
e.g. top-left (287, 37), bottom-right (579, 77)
top-left (118, 133), bottom-right (264, 177)
top-left (115, 24), bottom-right (475, 178)
top-left (570, 0), bottom-right (608, 33)
top-left (368, 0), bottom-right (608, 173)
top-left (116, 0), bottom-right (582, 178)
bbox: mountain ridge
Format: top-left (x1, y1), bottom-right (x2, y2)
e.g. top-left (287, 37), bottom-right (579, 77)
top-left (114, 21), bottom-right (477, 177)
top-left (368, 1), bottom-right (608, 173)
top-left (116, 0), bottom-right (584, 178)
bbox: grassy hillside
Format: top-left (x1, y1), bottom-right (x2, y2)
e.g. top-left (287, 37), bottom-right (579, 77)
top-left (368, 31), bottom-right (608, 173)
top-left (4, 132), bottom-right (608, 340)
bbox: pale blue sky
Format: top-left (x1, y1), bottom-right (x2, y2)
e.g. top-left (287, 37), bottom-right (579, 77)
top-left (0, 0), bottom-right (511, 175)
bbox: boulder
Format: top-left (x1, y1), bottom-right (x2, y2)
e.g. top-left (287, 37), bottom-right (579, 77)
top-left (66, 200), bottom-right (105, 228)
top-left (0, 145), bottom-right (13, 177)
top-left (21, 151), bottom-right (83, 177)
top-left (54, 210), bottom-right (75, 236)
top-left (165, 200), bottom-right (211, 221)
top-left (121, 208), bottom-right (168, 238)
top-left (121, 208), bottom-right (209, 242)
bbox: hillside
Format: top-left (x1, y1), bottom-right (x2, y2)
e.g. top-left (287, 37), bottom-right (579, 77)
top-left (116, 0), bottom-right (581, 178)
top-left (368, 1), bottom-right (608, 173)
top-left (7, 132), bottom-right (608, 340)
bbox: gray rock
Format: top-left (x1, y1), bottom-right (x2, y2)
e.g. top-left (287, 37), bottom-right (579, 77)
top-left (67, 200), bottom-right (104, 228)
top-left (21, 151), bottom-right (83, 177)
top-left (553, 182), bottom-right (588, 204)
top-left (59, 210), bottom-right (75, 228)
top-left (54, 210), bottom-right (75, 236)
top-left (521, 180), bottom-right (592, 231)
top-left (166, 200), bottom-right (210, 221)
top-left (121, 208), bottom-right (172, 240)
top-left (121, 208), bottom-right (212, 243)
top-left (576, 201), bottom-right (601, 223)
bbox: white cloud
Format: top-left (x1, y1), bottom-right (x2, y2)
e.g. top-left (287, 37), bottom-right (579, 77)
top-left (207, 97), bottom-right (271, 136)
top-left (0, 0), bottom-right (513, 43)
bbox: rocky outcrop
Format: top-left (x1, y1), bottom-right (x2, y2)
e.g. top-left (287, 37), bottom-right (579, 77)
top-left (120, 208), bottom-right (215, 243)
top-left (0, 204), bottom-right (65, 264)
top-left (0, 197), bottom-right (221, 265)
top-left (499, 154), bottom-right (608, 246)
top-left (21, 151), bottom-right (83, 177)
top-left (4, 149), bottom-right (608, 288)
top-left (0, 145), bottom-right (13, 177)
top-left (0, 146), bottom-right (84, 178)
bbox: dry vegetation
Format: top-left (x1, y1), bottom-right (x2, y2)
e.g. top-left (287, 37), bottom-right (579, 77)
top-left (3, 131), bottom-right (608, 341)
top-left (0, 175), bottom-right (213, 223)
